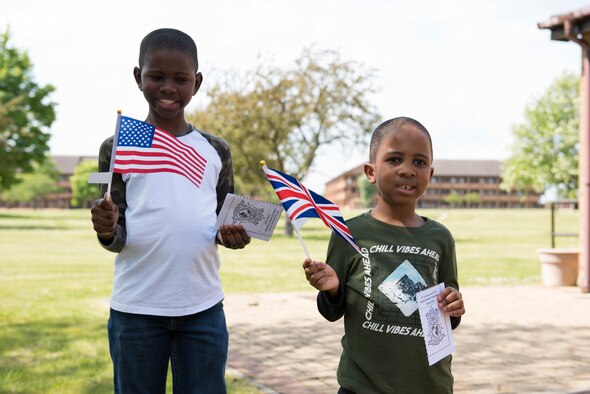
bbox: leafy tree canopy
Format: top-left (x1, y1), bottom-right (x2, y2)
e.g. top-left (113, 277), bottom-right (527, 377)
top-left (464, 191), bottom-right (482, 207)
top-left (444, 191), bottom-right (462, 208)
top-left (70, 160), bottom-right (99, 208)
top-left (0, 28), bottom-right (57, 190)
top-left (189, 47), bottom-right (380, 195)
top-left (502, 72), bottom-right (579, 198)
top-left (358, 174), bottom-right (377, 208)
top-left (0, 158), bottom-right (60, 204)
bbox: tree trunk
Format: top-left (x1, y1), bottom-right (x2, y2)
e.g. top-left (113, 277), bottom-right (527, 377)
top-left (284, 217), bottom-right (294, 237)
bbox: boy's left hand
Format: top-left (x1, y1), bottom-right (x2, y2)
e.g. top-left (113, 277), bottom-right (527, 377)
top-left (437, 287), bottom-right (465, 317)
top-left (217, 224), bottom-right (251, 249)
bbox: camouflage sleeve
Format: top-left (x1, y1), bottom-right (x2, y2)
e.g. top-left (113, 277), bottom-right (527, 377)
top-left (97, 137), bottom-right (127, 253)
top-left (197, 130), bottom-right (234, 215)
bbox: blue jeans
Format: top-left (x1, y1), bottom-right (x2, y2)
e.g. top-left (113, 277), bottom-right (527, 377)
top-left (108, 302), bottom-right (228, 394)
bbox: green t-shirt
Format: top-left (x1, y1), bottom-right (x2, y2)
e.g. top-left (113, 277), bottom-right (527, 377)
top-left (318, 212), bottom-right (460, 394)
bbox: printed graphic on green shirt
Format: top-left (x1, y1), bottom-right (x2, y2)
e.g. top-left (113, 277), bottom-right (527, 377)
top-left (378, 259), bottom-right (427, 317)
top-left (360, 244), bottom-right (440, 336)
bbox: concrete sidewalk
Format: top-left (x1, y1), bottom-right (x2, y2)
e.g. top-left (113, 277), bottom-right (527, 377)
top-left (225, 285), bottom-right (590, 394)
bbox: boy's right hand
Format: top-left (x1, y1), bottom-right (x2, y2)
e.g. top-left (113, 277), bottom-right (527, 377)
top-left (91, 192), bottom-right (119, 241)
top-left (303, 258), bottom-right (339, 296)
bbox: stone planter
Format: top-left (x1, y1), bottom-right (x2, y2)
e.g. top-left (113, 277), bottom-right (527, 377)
top-left (537, 248), bottom-right (580, 286)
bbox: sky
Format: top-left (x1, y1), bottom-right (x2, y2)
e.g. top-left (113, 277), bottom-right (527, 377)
top-left (2, 0), bottom-right (589, 191)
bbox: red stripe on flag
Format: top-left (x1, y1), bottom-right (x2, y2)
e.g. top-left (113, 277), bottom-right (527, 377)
top-left (114, 152), bottom-right (204, 185)
top-left (152, 133), bottom-right (206, 172)
top-left (114, 167), bottom-right (202, 188)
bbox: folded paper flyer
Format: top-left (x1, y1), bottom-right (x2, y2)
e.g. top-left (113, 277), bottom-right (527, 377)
top-left (216, 193), bottom-right (282, 241)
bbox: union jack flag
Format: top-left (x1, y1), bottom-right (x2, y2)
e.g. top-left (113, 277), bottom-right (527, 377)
top-left (262, 163), bottom-right (362, 255)
top-left (112, 116), bottom-right (207, 188)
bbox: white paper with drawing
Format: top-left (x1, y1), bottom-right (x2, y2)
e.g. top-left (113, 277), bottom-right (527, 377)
top-left (416, 283), bottom-right (455, 366)
top-left (216, 193), bottom-right (282, 241)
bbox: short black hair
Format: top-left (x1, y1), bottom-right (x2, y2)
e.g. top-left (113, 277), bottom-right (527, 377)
top-left (138, 28), bottom-right (198, 71)
top-left (369, 116), bottom-right (433, 162)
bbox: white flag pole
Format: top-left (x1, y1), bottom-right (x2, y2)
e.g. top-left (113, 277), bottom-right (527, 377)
top-left (290, 216), bottom-right (311, 260)
top-left (106, 110), bottom-right (123, 196)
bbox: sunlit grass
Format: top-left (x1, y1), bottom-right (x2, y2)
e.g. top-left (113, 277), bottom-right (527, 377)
top-left (0, 209), bottom-right (261, 393)
top-left (0, 207), bottom-right (580, 393)
top-left (220, 207), bottom-right (580, 291)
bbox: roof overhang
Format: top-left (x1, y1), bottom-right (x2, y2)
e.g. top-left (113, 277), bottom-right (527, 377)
top-left (538, 6), bottom-right (590, 41)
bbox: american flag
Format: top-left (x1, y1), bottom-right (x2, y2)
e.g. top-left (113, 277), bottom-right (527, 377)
top-left (112, 116), bottom-right (207, 188)
top-left (262, 163), bottom-right (362, 255)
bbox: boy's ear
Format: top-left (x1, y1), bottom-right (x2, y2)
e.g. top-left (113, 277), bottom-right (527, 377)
top-left (364, 163), bottom-right (376, 184)
top-left (133, 67), bottom-right (142, 91)
top-left (193, 72), bottom-right (203, 96)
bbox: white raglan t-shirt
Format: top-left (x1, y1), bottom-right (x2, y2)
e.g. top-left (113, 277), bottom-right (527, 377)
top-left (109, 130), bottom-right (224, 317)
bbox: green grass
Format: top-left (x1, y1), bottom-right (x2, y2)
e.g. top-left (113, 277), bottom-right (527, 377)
top-left (422, 208), bottom-right (579, 285)
top-left (0, 207), bottom-right (580, 393)
top-left (220, 207), bottom-right (580, 291)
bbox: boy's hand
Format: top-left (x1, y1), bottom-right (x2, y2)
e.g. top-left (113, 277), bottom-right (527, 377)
top-left (303, 258), bottom-right (339, 296)
top-left (437, 286), bottom-right (465, 317)
top-left (217, 224), bottom-right (251, 249)
top-left (91, 192), bottom-right (119, 241)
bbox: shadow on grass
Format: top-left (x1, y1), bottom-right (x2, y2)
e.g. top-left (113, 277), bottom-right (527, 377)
top-left (271, 233), bottom-right (330, 242)
top-left (0, 318), bottom-right (112, 393)
top-left (0, 224), bottom-right (70, 230)
top-left (0, 212), bottom-right (37, 219)
top-left (0, 318), bottom-right (255, 394)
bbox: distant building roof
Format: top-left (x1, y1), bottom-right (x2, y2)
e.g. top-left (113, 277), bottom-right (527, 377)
top-left (51, 155), bottom-right (97, 175)
top-left (432, 159), bottom-right (501, 176)
top-left (326, 159), bottom-right (504, 185)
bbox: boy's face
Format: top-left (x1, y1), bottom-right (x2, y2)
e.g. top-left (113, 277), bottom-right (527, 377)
top-left (364, 126), bottom-right (433, 209)
top-left (134, 48), bottom-right (202, 126)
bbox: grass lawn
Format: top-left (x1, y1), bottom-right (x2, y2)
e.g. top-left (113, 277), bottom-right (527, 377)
top-left (0, 207), bottom-right (580, 393)
top-left (220, 207), bottom-right (580, 291)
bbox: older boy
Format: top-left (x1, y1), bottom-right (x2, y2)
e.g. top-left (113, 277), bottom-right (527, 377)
top-left (91, 28), bottom-right (249, 393)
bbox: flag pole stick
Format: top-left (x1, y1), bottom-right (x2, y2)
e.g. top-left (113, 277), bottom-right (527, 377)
top-left (106, 110), bottom-right (123, 197)
top-left (290, 217), bottom-right (311, 260)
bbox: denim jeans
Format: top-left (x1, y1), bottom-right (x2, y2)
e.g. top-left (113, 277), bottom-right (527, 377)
top-left (108, 302), bottom-right (228, 394)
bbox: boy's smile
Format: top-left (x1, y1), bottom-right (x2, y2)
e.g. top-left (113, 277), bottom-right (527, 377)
top-left (134, 48), bottom-right (202, 135)
top-left (158, 98), bottom-right (176, 107)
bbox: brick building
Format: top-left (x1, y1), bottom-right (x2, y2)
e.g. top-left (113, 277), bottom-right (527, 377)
top-left (50, 155), bottom-right (97, 208)
top-left (1, 155), bottom-right (97, 209)
top-left (324, 159), bottom-right (542, 209)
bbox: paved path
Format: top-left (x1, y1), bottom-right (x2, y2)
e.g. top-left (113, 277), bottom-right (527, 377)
top-left (225, 285), bottom-right (590, 394)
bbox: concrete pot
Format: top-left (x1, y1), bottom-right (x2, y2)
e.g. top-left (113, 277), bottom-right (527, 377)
top-left (537, 248), bottom-right (580, 286)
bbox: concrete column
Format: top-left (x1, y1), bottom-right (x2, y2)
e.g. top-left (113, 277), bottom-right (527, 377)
top-left (580, 47), bottom-right (590, 293)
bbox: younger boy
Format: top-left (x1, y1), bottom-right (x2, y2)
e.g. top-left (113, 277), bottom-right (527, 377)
top-left (91, 28), bottom-right (250, 393)
top-left (303, 117), bottom-right (465, 393)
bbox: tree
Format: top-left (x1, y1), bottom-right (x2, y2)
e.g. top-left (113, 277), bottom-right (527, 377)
top-left (358, 175), bottom-right (377, 208)
top-left (463, 192), bottom-right (481, 208)
top-left (444, 191), bottom-right (462, 208)
top-left (501, 72), bottom-right (579, 198)
top-left (0, 29), bottom-right (57, 190)
top-left (70, 160), bottom-right (100, 208)
top-left (189, 47), bottom-right (380, 195)
top-left (0, 158), bottom-right (60, 207)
